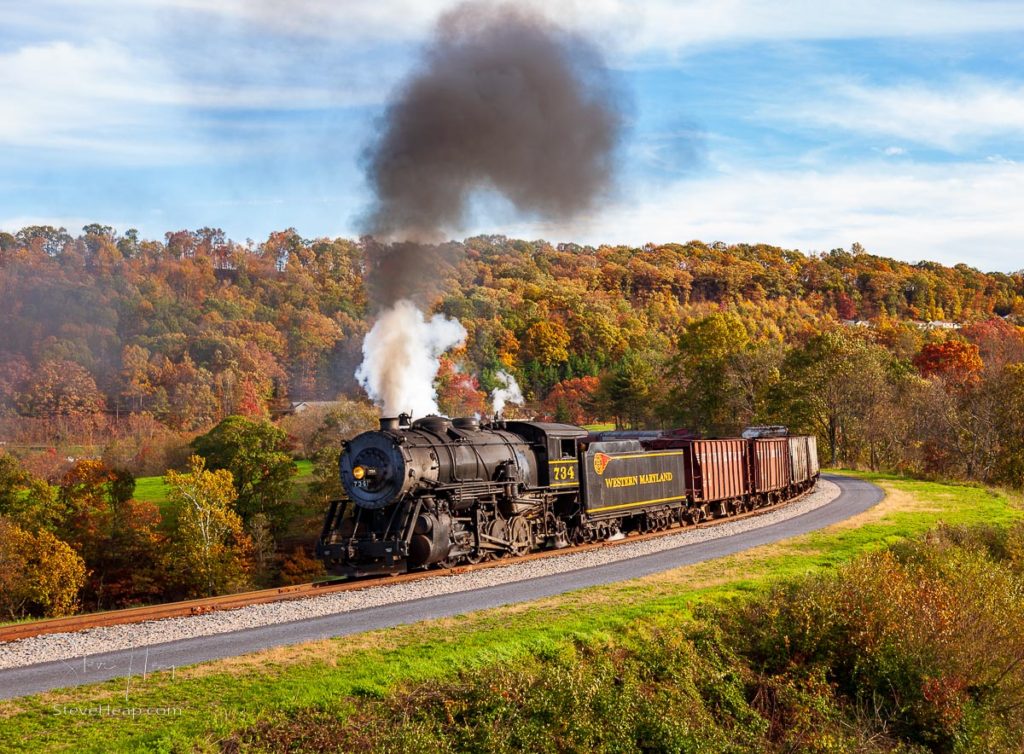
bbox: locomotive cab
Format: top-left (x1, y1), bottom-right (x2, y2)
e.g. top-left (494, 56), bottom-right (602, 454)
top-left (502, 421), bottom-right (586, 488)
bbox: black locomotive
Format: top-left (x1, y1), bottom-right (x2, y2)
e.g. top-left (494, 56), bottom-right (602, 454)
top-left (316, 414), bottom-right (819, 577)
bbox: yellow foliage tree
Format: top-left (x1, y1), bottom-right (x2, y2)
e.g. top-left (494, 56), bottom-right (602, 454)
top-left (0, 517), bottom-right (86, 618)
top-left (166, 455), bottom-right (253, 597)
top-left (523, 319), bottom-right (570, 367)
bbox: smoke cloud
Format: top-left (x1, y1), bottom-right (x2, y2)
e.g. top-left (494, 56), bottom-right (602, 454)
top-left (491, 370), bottom-right (524, 416)
top-left (357, 2), bottom-right (625, 417)
top-left (363, 1), bottom-right (623, 244)
top-left (355, 299), bottom-right (466, 417)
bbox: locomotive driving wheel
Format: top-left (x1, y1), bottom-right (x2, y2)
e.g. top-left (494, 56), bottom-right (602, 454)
top-left (507, 515), bottom-right (532, 557)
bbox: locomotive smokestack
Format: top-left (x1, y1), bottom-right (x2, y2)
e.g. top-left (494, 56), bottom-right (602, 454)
top-left (355, 1), bottom-right (626, 418)
top-left (380, 417), bottom-right (400, 431)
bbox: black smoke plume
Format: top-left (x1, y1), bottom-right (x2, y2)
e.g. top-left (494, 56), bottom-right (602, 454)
top-left (357, 2), bottom-right (625, 416)
top-left (362, 0), bottom-right (625, 246)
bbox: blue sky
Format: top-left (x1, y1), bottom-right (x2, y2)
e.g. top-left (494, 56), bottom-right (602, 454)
top-left (3, 1), bottom-right (1024, 271)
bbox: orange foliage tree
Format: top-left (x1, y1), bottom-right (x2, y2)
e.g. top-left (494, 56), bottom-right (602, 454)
top-left (913, 340), bottom-right (984, 386)
top-left (541, 376), bottom-right (600, 424)
top-left (435, 356), bottom-right (487, 417)
top-left (58, 460), bottom-right (166, 609)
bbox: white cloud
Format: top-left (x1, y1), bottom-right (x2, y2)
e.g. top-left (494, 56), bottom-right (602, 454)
top-left (0, 39), bottom-right (387, 159)
top-left (497, 160), bottom-right (1024, 272)
top-left (767, 78), bottom-right (1024, 151)
top-left (883, 146), bottom-right (906, 156)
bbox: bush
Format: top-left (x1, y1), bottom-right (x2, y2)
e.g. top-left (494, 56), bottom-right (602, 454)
top-left (718, 525), bottom-right (1024, 751)
top-left (278, 546), bottom-right (326, 586)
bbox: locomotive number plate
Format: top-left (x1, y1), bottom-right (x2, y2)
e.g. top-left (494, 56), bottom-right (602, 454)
top-left (552, 464), bottom-right (576, 481)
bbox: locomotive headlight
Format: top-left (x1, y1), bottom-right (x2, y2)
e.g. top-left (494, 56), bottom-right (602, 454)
top-left (352, 465), bottom-right (378, 480)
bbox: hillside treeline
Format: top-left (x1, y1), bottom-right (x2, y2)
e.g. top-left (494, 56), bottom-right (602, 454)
top-left (3, 224), bottom-right (1024, 616)
top-left (2, 224), bottom-right (1024, 480)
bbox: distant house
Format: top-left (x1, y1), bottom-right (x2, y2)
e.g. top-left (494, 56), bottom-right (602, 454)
top-left (285, 400), bottom-right (341, 415)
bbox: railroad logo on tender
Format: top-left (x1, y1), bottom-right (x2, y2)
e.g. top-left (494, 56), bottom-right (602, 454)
top-left (593, 452), bottom-right (611, 475)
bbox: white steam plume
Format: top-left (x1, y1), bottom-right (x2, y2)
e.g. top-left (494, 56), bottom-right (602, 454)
top-left (356, 299), bottom-right (466, 417)
top-left (491, 370), bottom-right (524, 416)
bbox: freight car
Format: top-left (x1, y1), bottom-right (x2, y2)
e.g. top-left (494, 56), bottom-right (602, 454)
top-left (317, 415), bottom-right (819, 577)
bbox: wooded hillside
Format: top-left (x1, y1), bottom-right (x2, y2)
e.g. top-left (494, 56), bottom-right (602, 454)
top-left (2, 225), bottom-right (1024, 478)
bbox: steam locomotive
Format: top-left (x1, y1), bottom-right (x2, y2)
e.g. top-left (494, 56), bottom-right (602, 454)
top-left (316, 414), bottom-right (819, 577)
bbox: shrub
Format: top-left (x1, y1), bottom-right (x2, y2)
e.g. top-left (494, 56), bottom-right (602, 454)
top-left (719, 530), bottom-right (1024, 751)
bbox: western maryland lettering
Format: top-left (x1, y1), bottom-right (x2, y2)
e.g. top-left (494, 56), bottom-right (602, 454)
top-left (604, 471), bottom-right (674, 488)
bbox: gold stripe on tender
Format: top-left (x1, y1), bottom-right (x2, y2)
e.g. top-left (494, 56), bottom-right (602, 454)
top-left (599, 451), bottom-right (685, 461)
top-left (587, 494), bottom-right (687, 513)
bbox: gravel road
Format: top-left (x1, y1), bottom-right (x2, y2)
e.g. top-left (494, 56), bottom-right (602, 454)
top-left (0, 473), bottom-right (881, 700)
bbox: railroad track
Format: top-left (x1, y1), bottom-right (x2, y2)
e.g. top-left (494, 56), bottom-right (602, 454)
top-left (0, 487), bottom-right (814, 643)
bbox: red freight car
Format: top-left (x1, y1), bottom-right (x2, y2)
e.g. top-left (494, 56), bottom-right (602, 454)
top-left (687, 439), bottom-right (748, 504)
top-left (750, 437), bottom-right (791, 498)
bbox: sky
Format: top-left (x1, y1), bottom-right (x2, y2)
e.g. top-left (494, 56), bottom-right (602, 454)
top-left (2, 0), bottom-right (1024, 271)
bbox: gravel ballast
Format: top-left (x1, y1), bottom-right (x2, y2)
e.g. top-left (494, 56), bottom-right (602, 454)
top-left (0, 480), bottom-right (839, 670)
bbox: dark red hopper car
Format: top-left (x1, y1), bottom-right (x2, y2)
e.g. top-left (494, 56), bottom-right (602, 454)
top-left (687, 439), bottom-right (747, 503)
top-left (751, 437), bottom-right (792, 494)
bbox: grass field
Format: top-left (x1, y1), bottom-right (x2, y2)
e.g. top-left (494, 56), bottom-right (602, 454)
top-left (0, 472), bottom-right (1020, 753)
top-left (133, 459), bottom-right (314, 516)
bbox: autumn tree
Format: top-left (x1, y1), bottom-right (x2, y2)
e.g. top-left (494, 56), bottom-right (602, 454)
top-left (541, 376), bottom-right (601, 425)
top-left (913, 340), bottom-right (983, 386)
top-left (15, 359), bottom-right (104, 417)
top-left (523, 319), bottom-right (571, 367)
top-left (120, 344), bottom-right (155, 411)
top-left (57, 460), bottom-right (166, 608)
top-left (0, 453), bottom-right (62, 533)
top-left (166, 455), bottom-right (253, 597)
top-left (992, 364), bottom-right (1024, 485)
top-left (770, 329), bottom-right (896, 466)
top-left (435, 355), bottom-right (488, 418)
top-left (279, 398), bottom-right (379, 460)
top-left (962, 318), bottom-right (1024, 370)
top-left (191, 416), bottom-right (297, 530)
top-left (0, 517), bottom-right (86, 618)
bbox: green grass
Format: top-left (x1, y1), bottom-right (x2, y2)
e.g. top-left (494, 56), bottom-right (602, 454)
top-left (1, 472), bottom-right (1019, 753)
top-left (133, 459), bottom-right (315, 516)
top-left (132, 474), bottom-right (171, 510)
